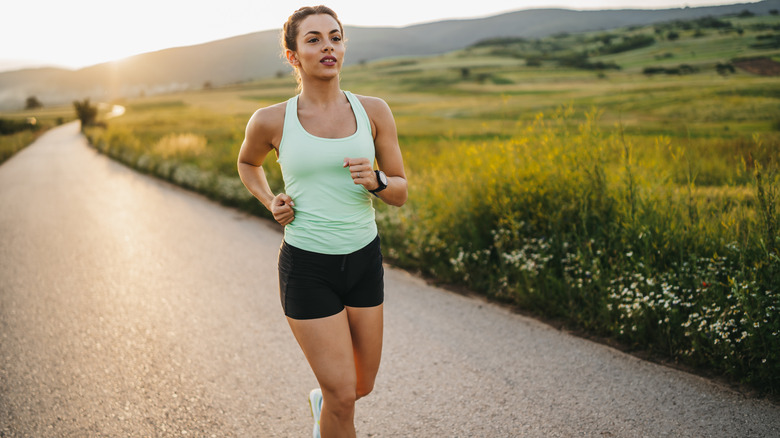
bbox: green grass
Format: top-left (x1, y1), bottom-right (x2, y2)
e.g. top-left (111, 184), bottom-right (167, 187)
top-left (84, 13), bottom-right (780, 393)
top-left (0, 105), bottom-right (75, 164)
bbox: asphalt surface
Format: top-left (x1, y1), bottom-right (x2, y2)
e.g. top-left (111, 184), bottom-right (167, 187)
top-left (1, 122), bottom-right (779, 437)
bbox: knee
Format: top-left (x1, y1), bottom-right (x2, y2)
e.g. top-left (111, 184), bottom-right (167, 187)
top-left (325, 388), bottom-right (357, 419)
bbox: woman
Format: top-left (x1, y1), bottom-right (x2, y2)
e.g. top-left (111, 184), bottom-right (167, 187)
top-left (237, 5), bottom-right (407, 438)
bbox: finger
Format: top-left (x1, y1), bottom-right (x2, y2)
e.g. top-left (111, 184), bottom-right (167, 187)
top-left (352, 170), bottom-right (368, 182)
top-left (275, 193), bottom-right (294, 207)
top-left (344, 157), bottom-right (370, 168)
top-left (280, 194), bottom-right (293, 205)
top-left (274, 206), bottom-right (293, 218)
top-left (275, 211), bottom-right (294, 225)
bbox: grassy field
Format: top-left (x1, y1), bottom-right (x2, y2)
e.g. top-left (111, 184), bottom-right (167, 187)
top-left (16, 13), bottom-right (780, 392)
top-left (0, 106), bottom-right (75, 164)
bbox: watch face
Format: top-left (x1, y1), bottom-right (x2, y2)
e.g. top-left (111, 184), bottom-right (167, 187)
top-left (379, 171), bottom-right (388, 185)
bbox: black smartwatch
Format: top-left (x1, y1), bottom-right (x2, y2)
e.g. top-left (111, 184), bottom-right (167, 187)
top-left (370, 170), bottom-right (388, 196)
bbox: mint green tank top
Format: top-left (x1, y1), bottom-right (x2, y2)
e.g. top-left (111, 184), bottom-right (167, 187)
top-left (277, 91), bottom-right (377, 255)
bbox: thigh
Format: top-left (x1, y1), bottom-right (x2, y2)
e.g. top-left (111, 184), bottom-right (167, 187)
top-left (346, 304), bottom-right (383, 396)
top-left (287, 310), bottom-right (357, 394)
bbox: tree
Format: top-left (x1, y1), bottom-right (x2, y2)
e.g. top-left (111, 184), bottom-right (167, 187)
top-left (73, 99), bottom-right (98, 130)
top-left (716, 63), bottom-right (736, 75)
top-left (25, 96), bottom-right (42, 110)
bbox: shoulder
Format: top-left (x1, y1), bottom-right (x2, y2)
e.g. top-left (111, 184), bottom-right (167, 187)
top-left (354, 94), bottom-right (392, 118)
top-left (245, 101), bottom-right (287, 147)
top-left (353, 94), bottom-right (398, 142)
top-left (247, 101), bottom-right (287, 132)
top-left (244, 102), bottom-right (287, 150)
top-left (353, 94), bottom-right (395, 134)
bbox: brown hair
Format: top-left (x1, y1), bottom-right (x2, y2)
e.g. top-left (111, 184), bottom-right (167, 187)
top-left (282, 5), bottom-right (344, 52)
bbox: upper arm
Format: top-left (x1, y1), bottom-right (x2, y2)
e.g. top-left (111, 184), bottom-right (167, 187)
top-left (238, 104), bottom-right (284, 167)
top-left (361, 96), bottom-right (406, 179)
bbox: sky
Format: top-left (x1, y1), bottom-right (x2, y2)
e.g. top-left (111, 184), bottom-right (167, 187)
top-left (0, 0), bottom-right (759, 72)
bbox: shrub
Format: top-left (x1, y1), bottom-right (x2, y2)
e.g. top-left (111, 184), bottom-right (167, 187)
top-left (377, 109), bottom-right (779, 391)
top-left (716, 62), bottom-right (736, 75)
top-left (598, 34), bottom-right (656, 55)
top-left (643, 64), bottom-right (698, 76)
top-left (471, 37), bottom-right (527, 48)
top-left (25, 96), bottom-right (42, 110)
top-left (525, 56), bottom-right (542, 67)
top-left (0, 130), bottom-right (36, 164)
top-left (153, 133), bottom-right (207, 159)
top-left (73, 99), bottom-right (98, 130)
top-left (0, 118), bottom-right (37, 135)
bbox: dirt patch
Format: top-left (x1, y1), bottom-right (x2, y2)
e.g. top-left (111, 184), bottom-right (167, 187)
top-left (733, 57), bottom-right (780, 76)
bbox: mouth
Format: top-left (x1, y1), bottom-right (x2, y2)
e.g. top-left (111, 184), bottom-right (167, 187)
top-left (320, 56), bottom-right (338, 66)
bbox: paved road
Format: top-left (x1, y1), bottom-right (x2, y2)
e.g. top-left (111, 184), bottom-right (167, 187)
top-left (1, 122), bottom-right (779, 437)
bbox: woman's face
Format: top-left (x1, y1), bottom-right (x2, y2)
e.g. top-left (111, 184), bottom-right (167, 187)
top-left (288, 14), bottom-right (345, 81)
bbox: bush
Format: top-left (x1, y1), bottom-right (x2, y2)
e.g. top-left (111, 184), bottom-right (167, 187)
top-left (471, 37), bottom-right (527, 48)
top-left (643, 64), bottom-right (699, 76)
top-left (377, 109), bottom-right (779, 391)
top-left (73, 99), bottom-right (98, 130)
top-left (25, 96), bottom-right (42, 110)
top-left (716, 62), bottom-right (736, 75)
top-left (0, 118), bottom-right (37, 136)
top-left (0, 130), bottom-right (37, 164)
top-left (598, 34), bottom-right (656, 55)
top-left (525, 56), bottom-right (542, 67)
top-left (557, 53), bottom-right (620, 70)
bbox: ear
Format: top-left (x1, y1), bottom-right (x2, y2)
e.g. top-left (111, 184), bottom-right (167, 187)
top-left (285, 49), bottom-right (299, 67)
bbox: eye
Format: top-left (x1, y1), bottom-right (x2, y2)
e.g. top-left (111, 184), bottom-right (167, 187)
top-left (307, 37), bottom-right (319, 43)
top-left (332, 36), bottom-right (342, 42)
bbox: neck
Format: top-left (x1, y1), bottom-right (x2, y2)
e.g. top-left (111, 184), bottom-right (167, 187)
top-left (298, 76), bottom-right (344, 108)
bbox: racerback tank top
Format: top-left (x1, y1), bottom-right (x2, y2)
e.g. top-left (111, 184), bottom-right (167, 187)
top-left (277, 91), bottom-right (377, 255)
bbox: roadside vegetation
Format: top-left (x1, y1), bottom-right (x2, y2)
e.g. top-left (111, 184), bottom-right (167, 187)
top-left (0, 105), bottom-right (73, 164)
top-left (84, 13), bottom-right (780, 393)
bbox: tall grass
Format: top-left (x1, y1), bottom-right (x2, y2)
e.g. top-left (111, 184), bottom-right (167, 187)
top-left (376, 108), bottom-right (779, 390)
top-left (0, 130), bottom-right (38, 164)
top-left (0, 107), bottom-right (75, 164)
top-left (86, 104), bottom-right (281, 220)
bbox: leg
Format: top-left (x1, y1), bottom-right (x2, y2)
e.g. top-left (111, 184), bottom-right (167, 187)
top-left (288, 310), bottom-right (358, 438)
top-left (346, 304), bottom-right (383, 400)
top-left (287, 304), bottom-right (384, 438)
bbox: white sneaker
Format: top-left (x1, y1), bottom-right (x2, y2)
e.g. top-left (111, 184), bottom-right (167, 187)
top-left (308, 388), bottom-right (323, 438)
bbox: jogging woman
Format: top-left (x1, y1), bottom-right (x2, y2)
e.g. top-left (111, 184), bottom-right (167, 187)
top-left (237, 5), bottom-right (407, 437)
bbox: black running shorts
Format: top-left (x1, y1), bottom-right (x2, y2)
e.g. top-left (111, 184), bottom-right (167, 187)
top-left (278, 235), bottom-right (384, 320)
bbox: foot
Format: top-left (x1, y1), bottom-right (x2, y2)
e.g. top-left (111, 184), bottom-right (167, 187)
top-left (309, 388), bottom-right (323, 438)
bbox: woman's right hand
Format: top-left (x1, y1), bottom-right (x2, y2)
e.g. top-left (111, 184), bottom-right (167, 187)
top-left (271, 193), bottom-right (295, 226)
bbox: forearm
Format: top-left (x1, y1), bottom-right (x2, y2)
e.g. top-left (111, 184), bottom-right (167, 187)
top-left (237, 162), bottom-right (276, 211)
top-left (375, 176), bottom-right (407, 207)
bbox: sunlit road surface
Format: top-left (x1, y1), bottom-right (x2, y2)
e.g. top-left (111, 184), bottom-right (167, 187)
top-left (1, 122), bottom-right (779, 437)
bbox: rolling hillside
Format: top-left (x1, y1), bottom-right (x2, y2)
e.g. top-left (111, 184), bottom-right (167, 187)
top-left (0, 0), bottom-right (778, 110)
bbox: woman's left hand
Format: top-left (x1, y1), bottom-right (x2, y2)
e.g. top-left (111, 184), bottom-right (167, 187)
top-left (344, 157), bottom-right (378, 191)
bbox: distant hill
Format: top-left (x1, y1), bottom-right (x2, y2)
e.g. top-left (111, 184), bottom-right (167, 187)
top-left (1, 0), bottom-right (777, 110)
